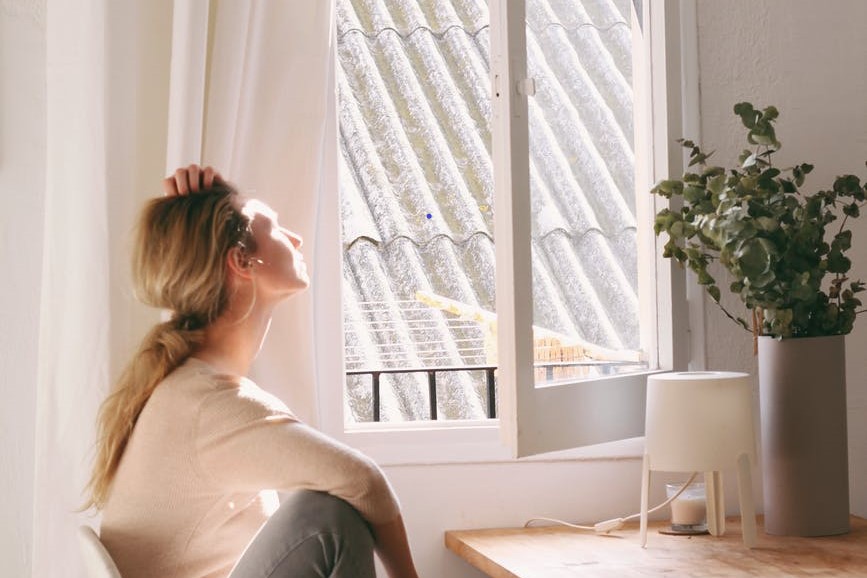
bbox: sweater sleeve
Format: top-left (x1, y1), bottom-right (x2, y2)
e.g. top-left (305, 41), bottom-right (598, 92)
top-left (194, 379), bottom-right (401, 525)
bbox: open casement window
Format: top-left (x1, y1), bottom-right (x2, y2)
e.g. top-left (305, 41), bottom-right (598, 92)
top-left (492, 0), bottom-right (689, 457)
top-left (336, 0), bottom-right (689, 458)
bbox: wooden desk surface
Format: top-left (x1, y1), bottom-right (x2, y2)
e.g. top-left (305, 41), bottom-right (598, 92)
top-left (445, 516), bottom-right (867, 577)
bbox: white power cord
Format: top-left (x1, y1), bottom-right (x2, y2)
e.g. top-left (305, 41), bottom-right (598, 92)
top-left (524, 472), bottom-right (700, 534)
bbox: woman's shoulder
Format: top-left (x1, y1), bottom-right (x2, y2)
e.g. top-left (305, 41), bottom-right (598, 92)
top-left (177, 358), bottom-right (295, 424)
top-left (155, 357), bottom-right (240, 397)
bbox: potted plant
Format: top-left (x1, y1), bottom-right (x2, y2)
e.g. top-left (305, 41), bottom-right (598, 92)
top-left (651, 102), bottom-right (867, 536)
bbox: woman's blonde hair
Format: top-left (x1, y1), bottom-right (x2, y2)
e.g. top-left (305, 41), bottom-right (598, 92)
top-left (83, 184), bottom-right (254, 511)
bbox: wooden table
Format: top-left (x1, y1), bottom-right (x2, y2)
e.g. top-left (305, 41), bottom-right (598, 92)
top-left (445, 516), bottom-right (867, 577)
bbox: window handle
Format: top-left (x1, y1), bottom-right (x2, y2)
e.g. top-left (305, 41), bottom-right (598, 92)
top-left (517, 77), bottom-right (536, 97)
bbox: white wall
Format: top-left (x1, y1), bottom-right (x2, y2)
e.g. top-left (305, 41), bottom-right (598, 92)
top-left (696, 0), bottom-right (867, 518)
top-left (2, 2), bottom-right (865, 578)
top-left (0, 1), bottom-right (45, 576)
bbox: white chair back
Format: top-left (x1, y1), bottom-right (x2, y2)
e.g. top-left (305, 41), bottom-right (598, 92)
top-left (78, 526), bottom-right (122, 578)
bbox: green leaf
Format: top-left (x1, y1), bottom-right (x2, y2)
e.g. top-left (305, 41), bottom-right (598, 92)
top-left (827, 251), bottom-right (852, 274)
top-left (683, 185), bottom-right (707, 203)
top-left (760, 167), bottom-right (781, 181)
top-left (687, 148), bottom-right (714, 166)
top-left (735, 237), bottom-right (776, 286)
top-left (791, 280), bottom-right (816, 301)
top-left (833, 230), bottom-right (853, 252)
top-left (834, 174), bottom-right (861, 195)
top-left (756, 217), bottom-right (779, 232)
top-left (697, 269), bottom-right (715, 285)
top-left (779, 178), bottom-right (797, 193)
top-left (653, 180), bottom-right (684, 197)
top-left (751, 128), bottom-right (779, 147)
top-left (734, 102), bottom-right (757, 128)
top-left (706, 174), bottom-right (726, 197)
top-left (708, 285), bottom-right (721, 302)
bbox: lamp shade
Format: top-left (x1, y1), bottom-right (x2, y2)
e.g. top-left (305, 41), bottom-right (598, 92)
top-left (645, 371), bottom-right (755, 472)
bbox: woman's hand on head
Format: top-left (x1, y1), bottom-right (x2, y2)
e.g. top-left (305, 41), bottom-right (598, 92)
top-left (163, 165), bottom-right (224, 196)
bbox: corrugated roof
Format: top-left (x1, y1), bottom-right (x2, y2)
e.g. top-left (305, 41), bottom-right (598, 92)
top-left (338, 0), bottom-right (642, 422)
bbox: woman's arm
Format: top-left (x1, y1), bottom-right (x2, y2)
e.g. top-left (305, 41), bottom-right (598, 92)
top-left (196, 386), bottom-right (421, 575)
top-left (371, 514), bottom-right (420, 578)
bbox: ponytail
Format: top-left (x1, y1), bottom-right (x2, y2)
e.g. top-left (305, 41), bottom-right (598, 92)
top-left (82, 318), bottom-right (205, 511)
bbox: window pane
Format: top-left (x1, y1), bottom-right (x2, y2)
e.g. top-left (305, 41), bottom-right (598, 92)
top-left (337, 0), bottom-right (495, 423)
top-left (526, 0), bottom-right (650, 386)
top-left (338, 0), bottom-right (652, 424)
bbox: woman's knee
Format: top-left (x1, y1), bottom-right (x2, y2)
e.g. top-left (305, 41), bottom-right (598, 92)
top-left (230, 491), bottom-right (375, 578)
top-left (279, 490), bottom-right (373, 545)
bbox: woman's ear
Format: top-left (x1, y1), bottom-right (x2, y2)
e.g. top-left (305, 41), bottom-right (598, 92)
top-left (226, 246), bottom-right (254, 280)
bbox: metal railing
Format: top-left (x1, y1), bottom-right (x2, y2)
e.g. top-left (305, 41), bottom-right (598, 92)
top-left (347, 364), bottom-right (497, 421)
top-left (346, 360), bottom-right (646, 422)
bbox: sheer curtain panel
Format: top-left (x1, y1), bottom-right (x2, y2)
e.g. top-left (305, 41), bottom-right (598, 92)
top-left (33, 0), bottom-right (337, 576)
top-left (35, 1), bottom-right (110, 576)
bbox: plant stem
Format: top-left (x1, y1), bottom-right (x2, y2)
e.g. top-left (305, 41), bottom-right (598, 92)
top-left (838, 214), bottom-right (849, 237)
top-left (715, 302), bottom-right (752, 334)
top-left (837, 201), bottom-right (867, 236)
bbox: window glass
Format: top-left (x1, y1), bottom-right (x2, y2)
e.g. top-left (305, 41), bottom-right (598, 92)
top-left (338, 0), bottom-right (647, 422)
top-left (338, 0), bottom-right (494, 422)
top-left (525, 0), bottom-right (649, 386)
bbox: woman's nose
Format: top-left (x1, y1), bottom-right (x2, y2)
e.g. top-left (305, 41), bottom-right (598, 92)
top-left (288, 230), bottom-right (303, 248)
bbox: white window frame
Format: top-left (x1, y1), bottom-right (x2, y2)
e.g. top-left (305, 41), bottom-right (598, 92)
top-left (316, 0), bottom-right (700, 465)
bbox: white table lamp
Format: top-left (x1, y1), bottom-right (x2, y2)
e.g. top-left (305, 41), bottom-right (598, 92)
top-left (640, 371), bottom-right (757, 548)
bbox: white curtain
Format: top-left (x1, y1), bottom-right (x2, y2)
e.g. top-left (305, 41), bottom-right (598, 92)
top-left (34, 1), bottom-right (111, 576)
top-left (166, 0), bottom-right (337, 425)
top-left (34, 0), bottom-right (337, 575)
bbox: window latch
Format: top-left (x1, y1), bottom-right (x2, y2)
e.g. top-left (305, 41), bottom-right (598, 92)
top-left (517, 77), bottom-right (536, 97)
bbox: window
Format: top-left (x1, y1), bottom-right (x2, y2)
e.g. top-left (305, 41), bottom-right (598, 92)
top-left (334, 0), bottom-right (689, 457)
top-left (338, 0), bottom-right (496, 424)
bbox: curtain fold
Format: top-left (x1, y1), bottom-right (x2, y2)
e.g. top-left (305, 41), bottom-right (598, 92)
top-left (165, 0), bottom-right (211, 169)
top-left (34, 1), bottom-right (111, 576)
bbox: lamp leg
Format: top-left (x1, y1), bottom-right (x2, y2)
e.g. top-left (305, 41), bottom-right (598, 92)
top-left (640, 453), bottom-right (650, 548)
top-left (705, 471), bottom-right (725, 536)
top-left (736, 452), bottom-right (757, 548)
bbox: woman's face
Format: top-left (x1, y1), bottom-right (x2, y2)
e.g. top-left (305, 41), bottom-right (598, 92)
top-left (241, 199), bottom-right (310, 297)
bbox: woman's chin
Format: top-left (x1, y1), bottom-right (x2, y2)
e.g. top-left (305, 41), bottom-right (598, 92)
top-left (283, 277), bottom-right (311, 297)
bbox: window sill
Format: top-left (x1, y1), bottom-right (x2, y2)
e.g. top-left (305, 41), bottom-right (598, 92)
top-left (341, 421), bottom-right (645, 467)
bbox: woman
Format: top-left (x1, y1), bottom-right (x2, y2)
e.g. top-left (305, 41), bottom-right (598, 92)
top-left (84, 166), bottom-right (419, 578)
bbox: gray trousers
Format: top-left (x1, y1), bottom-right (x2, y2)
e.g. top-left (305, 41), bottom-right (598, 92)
top-left (229, 490), bottom-right (376, 578)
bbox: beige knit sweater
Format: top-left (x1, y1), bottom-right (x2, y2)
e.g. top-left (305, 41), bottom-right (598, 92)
top-left (100, 357), bottom-right (400, 578)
